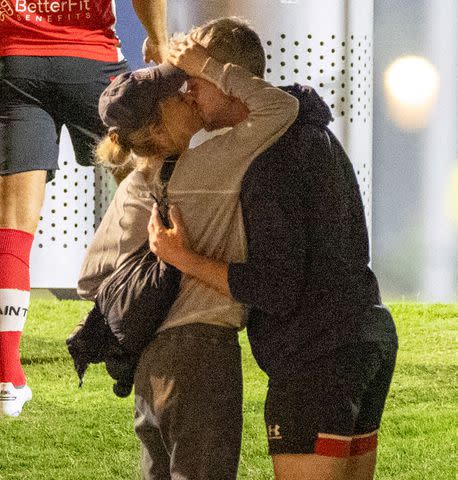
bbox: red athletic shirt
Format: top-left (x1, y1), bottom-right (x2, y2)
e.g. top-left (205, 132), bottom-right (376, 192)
top-left (0, 0), bottom-right (123, 62)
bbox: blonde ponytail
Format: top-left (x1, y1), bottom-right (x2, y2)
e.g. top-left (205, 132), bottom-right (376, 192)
top-left (95, 132), bottom-right (134, 171)
top-left (95, 101), bottom-right (183, 175)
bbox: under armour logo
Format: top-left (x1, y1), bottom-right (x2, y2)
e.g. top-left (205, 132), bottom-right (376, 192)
top-left (268, 424), bottom-right (283, 439)
top-left (0, 1), bottom-right (14, 21)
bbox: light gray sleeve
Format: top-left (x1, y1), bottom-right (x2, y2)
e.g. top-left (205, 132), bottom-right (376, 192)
top-left (199, 58), bottom-right (299, 160)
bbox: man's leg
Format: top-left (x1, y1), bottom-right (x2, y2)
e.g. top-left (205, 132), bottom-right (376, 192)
top-left (0, 171), bottom-right (47, 233)
top-left (345, 450), bottom-right (377, 480)
top-left (272, 454), bottom-right (347, 480)
top-left (0, 170), bottom-right (47, 417)
top-left (264, 342), bottom-right (395, 480)
top-left (272, 446), bottom-right (378, 480)
top-left (62, 59), bottom-right (130, 184)
top-left (1, 67), bottom-right (64, 416)
top-left (345, 338), bottom-right (397, 480)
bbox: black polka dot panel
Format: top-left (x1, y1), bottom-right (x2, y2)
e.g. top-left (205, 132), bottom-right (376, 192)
top-left (35, 164), bottom-right (96, 249)
top-left (264, 33), bottom-right (372, 124)
top-left (33, 134), bottom-right (117, 252)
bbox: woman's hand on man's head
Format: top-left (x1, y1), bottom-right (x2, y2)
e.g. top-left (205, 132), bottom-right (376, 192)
top-left (142, 36), bottom-right (168, 64)
top-left (167, 36), bottom-right (210, 78)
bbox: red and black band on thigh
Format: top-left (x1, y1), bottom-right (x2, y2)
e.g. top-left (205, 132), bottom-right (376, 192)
top-left (0, 56), bottom-right (127, 182)
top-left (264, 341), bottom-right (397, 458)
top-left (314, 431), bottom-right (378, 458)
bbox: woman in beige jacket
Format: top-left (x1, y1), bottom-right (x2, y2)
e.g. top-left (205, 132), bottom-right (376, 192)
top-left (78, 17), bottom-right (298, 480)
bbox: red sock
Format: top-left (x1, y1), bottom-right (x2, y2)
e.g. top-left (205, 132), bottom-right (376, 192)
top-left (0, 229), bottom-right (34, 387)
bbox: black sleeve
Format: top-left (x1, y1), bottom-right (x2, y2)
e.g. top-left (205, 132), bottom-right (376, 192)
top-left (228, 191), bottom-right (305, 316)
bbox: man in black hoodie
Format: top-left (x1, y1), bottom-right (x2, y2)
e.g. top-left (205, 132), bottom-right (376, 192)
top-left (150, 79), bottom-right (398, 479)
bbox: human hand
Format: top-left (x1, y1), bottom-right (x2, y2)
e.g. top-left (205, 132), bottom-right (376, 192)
top-left (142, 36), bottom-right (168, 64)
top-left (148, 204), bottom-right (191, 268)
top-left (167, 36), bottom-right (209, 77)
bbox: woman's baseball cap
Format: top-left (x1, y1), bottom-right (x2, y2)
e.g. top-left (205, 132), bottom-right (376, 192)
top-left (98, 62), bottom-right (187, 133)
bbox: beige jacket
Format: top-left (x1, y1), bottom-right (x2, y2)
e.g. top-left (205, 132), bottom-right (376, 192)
top-left (78, 57), bottom-right (299, 331)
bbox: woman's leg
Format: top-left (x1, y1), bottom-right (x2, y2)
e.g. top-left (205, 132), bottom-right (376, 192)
top-left (135, 324), bottom-right (243, 480)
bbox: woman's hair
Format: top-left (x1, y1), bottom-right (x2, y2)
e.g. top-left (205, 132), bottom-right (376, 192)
top-left (95, 102), bottom-right (178, 172)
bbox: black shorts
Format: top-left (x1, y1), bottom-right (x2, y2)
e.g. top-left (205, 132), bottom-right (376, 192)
top-left (0, 56), bottom-right (128, 182)
top-left (264, 340), bottom-right (397, 457)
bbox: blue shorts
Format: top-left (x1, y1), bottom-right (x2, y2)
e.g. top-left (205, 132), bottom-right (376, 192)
top-left (0, 56), bottom-right (128, 182)
top-left (264, 340), bottom-right (397, 457)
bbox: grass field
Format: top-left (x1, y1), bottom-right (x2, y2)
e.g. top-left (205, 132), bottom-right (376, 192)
top-left (0, 301), bottom-right (457, 479)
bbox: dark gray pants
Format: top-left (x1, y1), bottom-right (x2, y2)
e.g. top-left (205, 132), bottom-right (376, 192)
top-left (134, 323), bottom-right (243, 480)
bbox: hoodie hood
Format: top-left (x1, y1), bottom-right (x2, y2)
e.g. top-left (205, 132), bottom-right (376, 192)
top-left (280, 84), bottom-right (333, 127)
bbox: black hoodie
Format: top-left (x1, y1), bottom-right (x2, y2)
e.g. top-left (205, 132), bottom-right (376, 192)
top-left (228, 85), bottom-right (397, 379)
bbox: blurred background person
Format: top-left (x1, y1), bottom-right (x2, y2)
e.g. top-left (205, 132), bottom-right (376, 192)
top-left (0, 0), bottom-right (167, 417)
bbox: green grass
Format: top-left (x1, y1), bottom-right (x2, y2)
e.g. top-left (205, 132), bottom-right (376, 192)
top-left (0, 302), bottom-right (457, 479)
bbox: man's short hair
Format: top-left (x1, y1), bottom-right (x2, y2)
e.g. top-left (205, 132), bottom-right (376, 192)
top-left (192, 17), bottom-right (266, 78)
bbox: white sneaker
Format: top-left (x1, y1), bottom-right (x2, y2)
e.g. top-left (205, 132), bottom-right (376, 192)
top-left (0, 382), bottom-right (32, 417)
